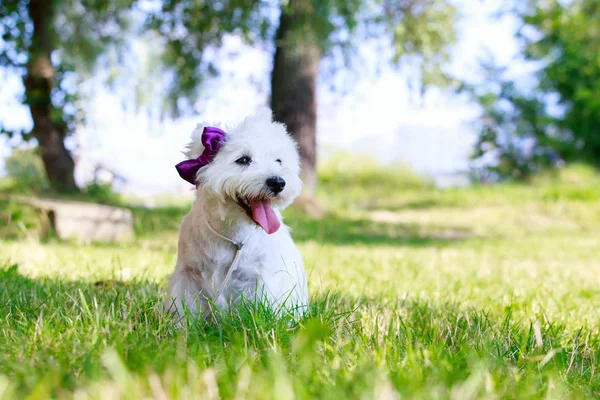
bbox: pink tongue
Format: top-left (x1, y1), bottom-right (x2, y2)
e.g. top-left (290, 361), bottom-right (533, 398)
top-left (249, 200), bottom-right (281, 234)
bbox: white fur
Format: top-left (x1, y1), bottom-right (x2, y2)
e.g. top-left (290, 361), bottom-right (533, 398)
top-left (165, 109), bottom-right (309, 319)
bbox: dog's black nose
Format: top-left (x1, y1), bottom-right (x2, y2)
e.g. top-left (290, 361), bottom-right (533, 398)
top-left (266, 176), bottom-right (286, 194)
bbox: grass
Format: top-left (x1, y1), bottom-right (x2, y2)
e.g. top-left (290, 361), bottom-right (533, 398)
top-left (1, 162), bottom-right (600, 399)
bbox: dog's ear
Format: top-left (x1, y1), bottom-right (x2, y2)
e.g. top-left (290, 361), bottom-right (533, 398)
top-left (184, 123), bottom-right (207, 159)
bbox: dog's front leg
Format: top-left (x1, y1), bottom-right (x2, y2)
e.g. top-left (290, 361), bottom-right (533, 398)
top-left (165, 265), bottom-right (211, 318)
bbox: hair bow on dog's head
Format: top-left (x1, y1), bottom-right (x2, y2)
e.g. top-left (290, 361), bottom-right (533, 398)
top-left (175, 126), bottom-right (226, 185)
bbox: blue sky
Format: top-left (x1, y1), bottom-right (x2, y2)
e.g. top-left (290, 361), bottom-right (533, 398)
top-left (0, 0), bottom-right (524, 194)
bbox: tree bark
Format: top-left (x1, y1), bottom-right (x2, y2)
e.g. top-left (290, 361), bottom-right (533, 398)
top-left (24, 0), bottom-right (78, 192)
top-left (270, 1), bottom-right (322, 198)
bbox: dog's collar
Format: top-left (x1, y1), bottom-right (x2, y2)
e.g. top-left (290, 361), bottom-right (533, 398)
top-left (204, 218), bottom-right (244, 250)
top-left (203, 218), bottom-right (253, 303)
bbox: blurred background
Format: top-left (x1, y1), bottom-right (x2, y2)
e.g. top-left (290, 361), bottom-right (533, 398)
top-left (0, 0), bottom-right (598, 201)
top-left (2, 2), bottom-right (600, 395)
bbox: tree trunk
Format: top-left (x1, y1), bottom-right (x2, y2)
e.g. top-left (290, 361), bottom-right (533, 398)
top-left (270, 1), bottom-right (322, 198)
top-left (24, 0), bottom-right (78, 192)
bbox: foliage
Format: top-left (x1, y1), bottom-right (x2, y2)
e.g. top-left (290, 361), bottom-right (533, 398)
top-left (3, 147), bottom-right (48, 190)
top-left (467, 0), bottom-right (600, 180)
top-left (148, 0), bottom-right (458, 116)
top-left (1, 161), bottom-right (600, 398)
top-left (82, 182), bottom-right (121, 205)
top-left (0, 199), bottom-right (47, 240)
top-left (465, 63), bottom-right (563, 182)
top-left (144, 0), bottom-right (264, 116)
top-left (522, 0), bottom-right (600, 164)
top-left (384, 0), bottom-right (458, 88)
top-left (0, 0), bottom-right (138, 140)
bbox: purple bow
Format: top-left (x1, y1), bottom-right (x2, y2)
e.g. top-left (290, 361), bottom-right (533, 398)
top-left (175, 126), bottom-right (226, 185)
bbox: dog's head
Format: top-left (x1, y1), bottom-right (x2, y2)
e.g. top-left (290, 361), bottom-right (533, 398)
top-left (179, 109), bottom-right (302, 234)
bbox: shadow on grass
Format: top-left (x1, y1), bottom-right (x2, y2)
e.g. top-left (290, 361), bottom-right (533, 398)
top-left (286, 211), bottom-right (475, 247)
top-left (351, 194), bottom-right (462, 212)
top-left (3, 195), bottom-right (474, 248)
top-left (0, 265), bottom-right (598, 397)
top-left (129, 205), bottom-right (475, 248)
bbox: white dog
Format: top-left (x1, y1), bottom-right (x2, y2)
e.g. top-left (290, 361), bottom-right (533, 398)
top-left (165, 109), bottom-right (309, 319)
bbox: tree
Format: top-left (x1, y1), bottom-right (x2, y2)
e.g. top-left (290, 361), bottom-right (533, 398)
top-left (270, 0), bottom-right (323, 195)
top-left (467, 0), bottom-right (600, 180)
top-left (0, 0), bottom-right (137, 192)
top-left (464, 63), bottom-right (561, 181)
top-left (273, 0), bottom-right (458, 196)
top-left (150, 0), bottom-right (458, 196)
top-left (523, 0), bottom-right (600, 165)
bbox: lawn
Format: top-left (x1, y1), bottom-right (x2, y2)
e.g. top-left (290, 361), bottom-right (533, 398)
top-left (1, 161), bottom-right (600, 399)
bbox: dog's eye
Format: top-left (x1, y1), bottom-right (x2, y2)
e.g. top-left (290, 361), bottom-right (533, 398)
top-left (275, 159), bottom-right (282, 165)
top-left (235, 156), bottom-right (251, 166)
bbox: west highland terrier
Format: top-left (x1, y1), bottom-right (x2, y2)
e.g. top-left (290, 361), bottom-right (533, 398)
top-left (165, 109), bottom-right (309, 319)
